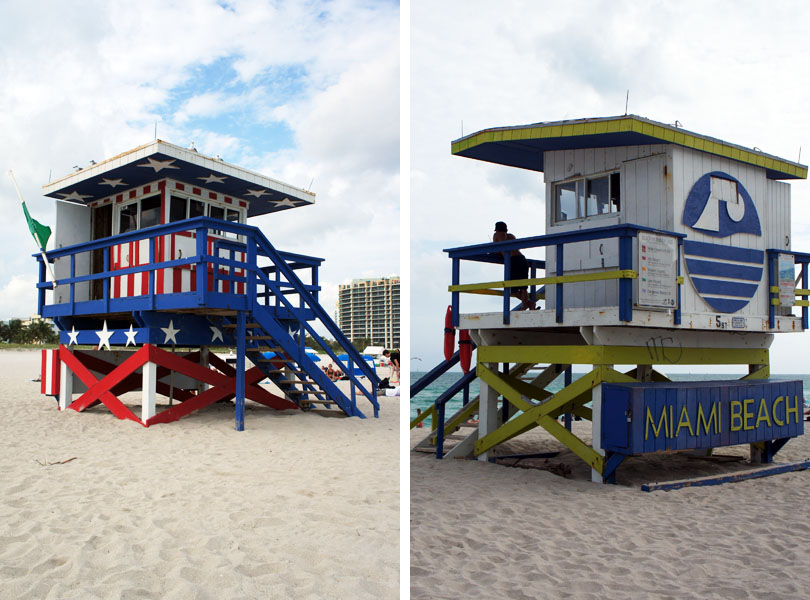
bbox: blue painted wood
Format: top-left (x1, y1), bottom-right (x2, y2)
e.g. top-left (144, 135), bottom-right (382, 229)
top-left (435, 401), bottom-right (446, 459)
top-left (503, 251), bottom-right (511, 325)
top-left (411, 351), bottom-right (462, 398)
top-left (603, 380), bottom-right (804, 456)
top-left (451, 258), bottom-right (460, 328)
top-left (619, 235), bottom-right (633, 322)
top-left (556, 243), bottom-right (563, 324)
top-left (641, 459), bottom-right (810, 492)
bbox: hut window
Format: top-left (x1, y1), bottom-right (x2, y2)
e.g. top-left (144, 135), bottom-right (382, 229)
top-left (209, 205), bottom-right (225, 221)
top-left (119, 203), bottom-right (138, 234)
top-left (555, 173), bottom-right (620, 223)
top-left (189, 199), bottom-right (205, 219)
top-left (140, 195), bottom-right (162, 229)
top-left (169, 196), bottom-right (187, 223)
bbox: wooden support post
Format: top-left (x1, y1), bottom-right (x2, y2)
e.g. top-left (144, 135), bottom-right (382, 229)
top-left (200, 346), bottom-right (210, 393)
top-left (59, 358), bottom-right (73, 411)
top-left (235, 310), bottom-right (246, 431)
top-left (563, 366), bottom-right (572, 431)
top-left (478, 363), bottom-right (499, 462)
top-left (591, 381), bottom-right (605, 483)
top-left (142, 360), bottom-right (156, 421)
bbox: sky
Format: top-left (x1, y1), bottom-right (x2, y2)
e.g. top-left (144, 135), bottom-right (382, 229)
top-left (0, 0), bottom-right (399, 327)
top-left (410, 0), bottom-right (810, 373)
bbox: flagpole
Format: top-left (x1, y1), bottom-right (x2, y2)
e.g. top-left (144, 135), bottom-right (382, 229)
top-left (8, 170), bottom-right (58, 285)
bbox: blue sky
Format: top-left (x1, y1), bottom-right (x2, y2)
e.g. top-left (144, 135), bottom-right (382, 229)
top-left (0, 0), bottom-right (400, 322)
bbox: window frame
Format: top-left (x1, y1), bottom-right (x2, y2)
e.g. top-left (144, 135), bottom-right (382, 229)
top-left (553, 170), bottom-right (621, 225)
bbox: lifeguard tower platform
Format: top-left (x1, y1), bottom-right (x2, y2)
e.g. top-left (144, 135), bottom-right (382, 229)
top-left (412, 115), bottom-right (807, 483)
top-left (37, 140), bottom-right (379, 429)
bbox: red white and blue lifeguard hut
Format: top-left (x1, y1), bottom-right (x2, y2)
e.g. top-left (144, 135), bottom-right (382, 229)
top-left (37, 140), bottom-right (379, 429)
top-left (412, 115), bottom-right (808, 484)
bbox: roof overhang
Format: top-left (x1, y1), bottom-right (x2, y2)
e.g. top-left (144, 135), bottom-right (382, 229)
top-left (42, 140), bottom-right (315, 217)
top-left (451, 115), bottom-right (807, 180)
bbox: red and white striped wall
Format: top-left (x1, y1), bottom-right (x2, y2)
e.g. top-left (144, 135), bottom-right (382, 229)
top-left (41, 349), bottom-right (60, 396)
top-left (93, 179), bottom-right (247, 299)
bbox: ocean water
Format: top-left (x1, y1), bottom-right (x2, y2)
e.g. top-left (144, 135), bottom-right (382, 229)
top-left (410, 370), bottom-right (810, 420)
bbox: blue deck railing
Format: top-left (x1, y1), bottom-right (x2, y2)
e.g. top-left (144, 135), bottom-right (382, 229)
top-left (444, 223), bottom-right (687, 326)
top-left (35, 217), bottom-right (379, 414)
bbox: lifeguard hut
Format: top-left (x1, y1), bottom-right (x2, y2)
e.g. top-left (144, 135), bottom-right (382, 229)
top-left (412, 115), bottom-right (807, 483)
top-left (37, 140), bottom-right (379, 429)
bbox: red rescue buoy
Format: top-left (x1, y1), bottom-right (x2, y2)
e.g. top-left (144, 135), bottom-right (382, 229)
top-left (459, 329), bottom-right (473, 374)
top-left (443, 305), bottom-right (456, 361)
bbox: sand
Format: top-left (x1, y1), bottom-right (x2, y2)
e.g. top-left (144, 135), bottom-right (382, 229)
top-left (411, 418), bottom-right (810, 599)
top-left (0, 350), bottom-right (399, 599)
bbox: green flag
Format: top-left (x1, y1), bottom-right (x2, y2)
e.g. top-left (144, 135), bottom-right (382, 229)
top-left (22, 201), bottom-right (51, 249)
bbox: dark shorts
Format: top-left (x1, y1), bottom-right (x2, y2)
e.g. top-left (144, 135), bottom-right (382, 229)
top-left (509, 254), bottom-right (529, 292)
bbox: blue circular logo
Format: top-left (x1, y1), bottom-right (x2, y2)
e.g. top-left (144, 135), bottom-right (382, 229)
top-left (682, 171), bottom-right (763, 314)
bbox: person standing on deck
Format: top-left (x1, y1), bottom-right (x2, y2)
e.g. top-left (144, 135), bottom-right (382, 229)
top-left (493, 221), bottom-right (535, 310)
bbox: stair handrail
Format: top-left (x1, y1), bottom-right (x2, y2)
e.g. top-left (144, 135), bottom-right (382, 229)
top-left (249, 230), bottom-right (380, 384)
top-left (251, 265), bottom-right (378, 409)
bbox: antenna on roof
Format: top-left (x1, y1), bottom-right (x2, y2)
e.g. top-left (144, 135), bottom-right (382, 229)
top-left (307, 177), bottom-right (315, 191)
top-left (799, 146), bottom-right (802, 163)
top-left (625, 90), bottom-right (629, 116)
top-left (154, 122), bottom-right (157, 140)
top-left (461, 120), bottom-right (464, 136)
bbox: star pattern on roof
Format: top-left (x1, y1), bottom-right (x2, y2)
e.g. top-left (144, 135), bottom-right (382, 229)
top-left (59, 190), bottom-right (93, 202)
top-left (245, 188), bottom-right (270, 198)
top-left (137, 157), bottom-right (180, 173)
top-left (99, 178), bottom-right (126, 188)
top-left (198, 174), bottom-right (227, 184)
top-left (272, 198), bottom-right (298, 209)
top-left (67, 326), bottom-right (79, 346)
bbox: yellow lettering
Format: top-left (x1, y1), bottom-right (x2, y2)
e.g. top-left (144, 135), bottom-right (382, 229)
top-left (755, 398), bottom-right (772, 428)
top-left (743, 398), bottom-right (755, 430)
top-left (669, 405), bottom-right (674, 437)
top-left (697, 402), bottom-right (720, 435)
top-left (676, 404), bottom-right (694, 436)
top-left (773, 395), bottom-right (785, 426)
top-left (645, 406), bottom-right (668, 440)
top-left (730, 400), bottom-right (743, 431)
top-left (787, 395), bottom-right (800, 424)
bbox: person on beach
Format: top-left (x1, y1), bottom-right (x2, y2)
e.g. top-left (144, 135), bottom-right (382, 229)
top-left (493, 221), bottom-right (535, 310)
top-left (390, 349), bottom-right (400, 383)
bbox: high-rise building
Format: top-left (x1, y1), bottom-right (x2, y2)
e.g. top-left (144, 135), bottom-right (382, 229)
top-left (336, 276), bottom-right (400, 349)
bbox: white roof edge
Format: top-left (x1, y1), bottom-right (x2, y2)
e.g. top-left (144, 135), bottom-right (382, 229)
top-left (42, 139), bottom-right (315, 201)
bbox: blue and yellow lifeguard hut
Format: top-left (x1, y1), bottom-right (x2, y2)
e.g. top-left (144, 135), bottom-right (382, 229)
top-left (37, 140), bottom-right (379, 428)
top-left (412, 115), bottom-right (807, 483)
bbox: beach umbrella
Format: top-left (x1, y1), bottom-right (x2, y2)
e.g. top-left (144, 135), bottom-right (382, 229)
top-left (335, 353), bottom-right (376, 376)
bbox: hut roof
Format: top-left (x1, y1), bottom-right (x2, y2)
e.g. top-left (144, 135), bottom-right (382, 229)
top-left (42, 140), bottom-right (314, 217)
top-left (451, 115), bottom-right (807, 180)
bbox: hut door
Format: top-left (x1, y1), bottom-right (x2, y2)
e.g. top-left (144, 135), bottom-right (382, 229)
top-left (91, 204), bottom-right (112, 300)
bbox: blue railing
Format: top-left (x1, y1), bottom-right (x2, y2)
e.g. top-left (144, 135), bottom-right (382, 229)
top-left (35, 216), bottom-right (379, 413)
top-left (444, 223), bottom-right (687, 326)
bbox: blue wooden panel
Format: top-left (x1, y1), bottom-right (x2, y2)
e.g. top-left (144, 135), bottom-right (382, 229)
top-left (602, 380), bottom-right (804, 456)
top-left (602, 387), bottom-right (630, 450)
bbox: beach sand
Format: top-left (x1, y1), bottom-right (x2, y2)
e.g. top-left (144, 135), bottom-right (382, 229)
top-left (0, 350), bottom-right (399, 599)
top-left (411, 418), bottom-right (810, 599)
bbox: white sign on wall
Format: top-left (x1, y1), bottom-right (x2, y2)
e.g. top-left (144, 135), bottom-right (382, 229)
top-left (778, 253), bottom-right (795, 307)
top-left (637, 232), bottom-right (678, 309)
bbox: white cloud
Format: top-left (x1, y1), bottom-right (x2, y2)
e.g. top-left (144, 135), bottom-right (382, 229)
top-left (411, 0), bottom-right (810, 370)
top-left (0, 0), bottom-right (399, 329)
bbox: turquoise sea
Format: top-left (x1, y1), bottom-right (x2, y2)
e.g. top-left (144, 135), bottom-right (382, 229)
top-left (410, 371), bottom-right (810, 420)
